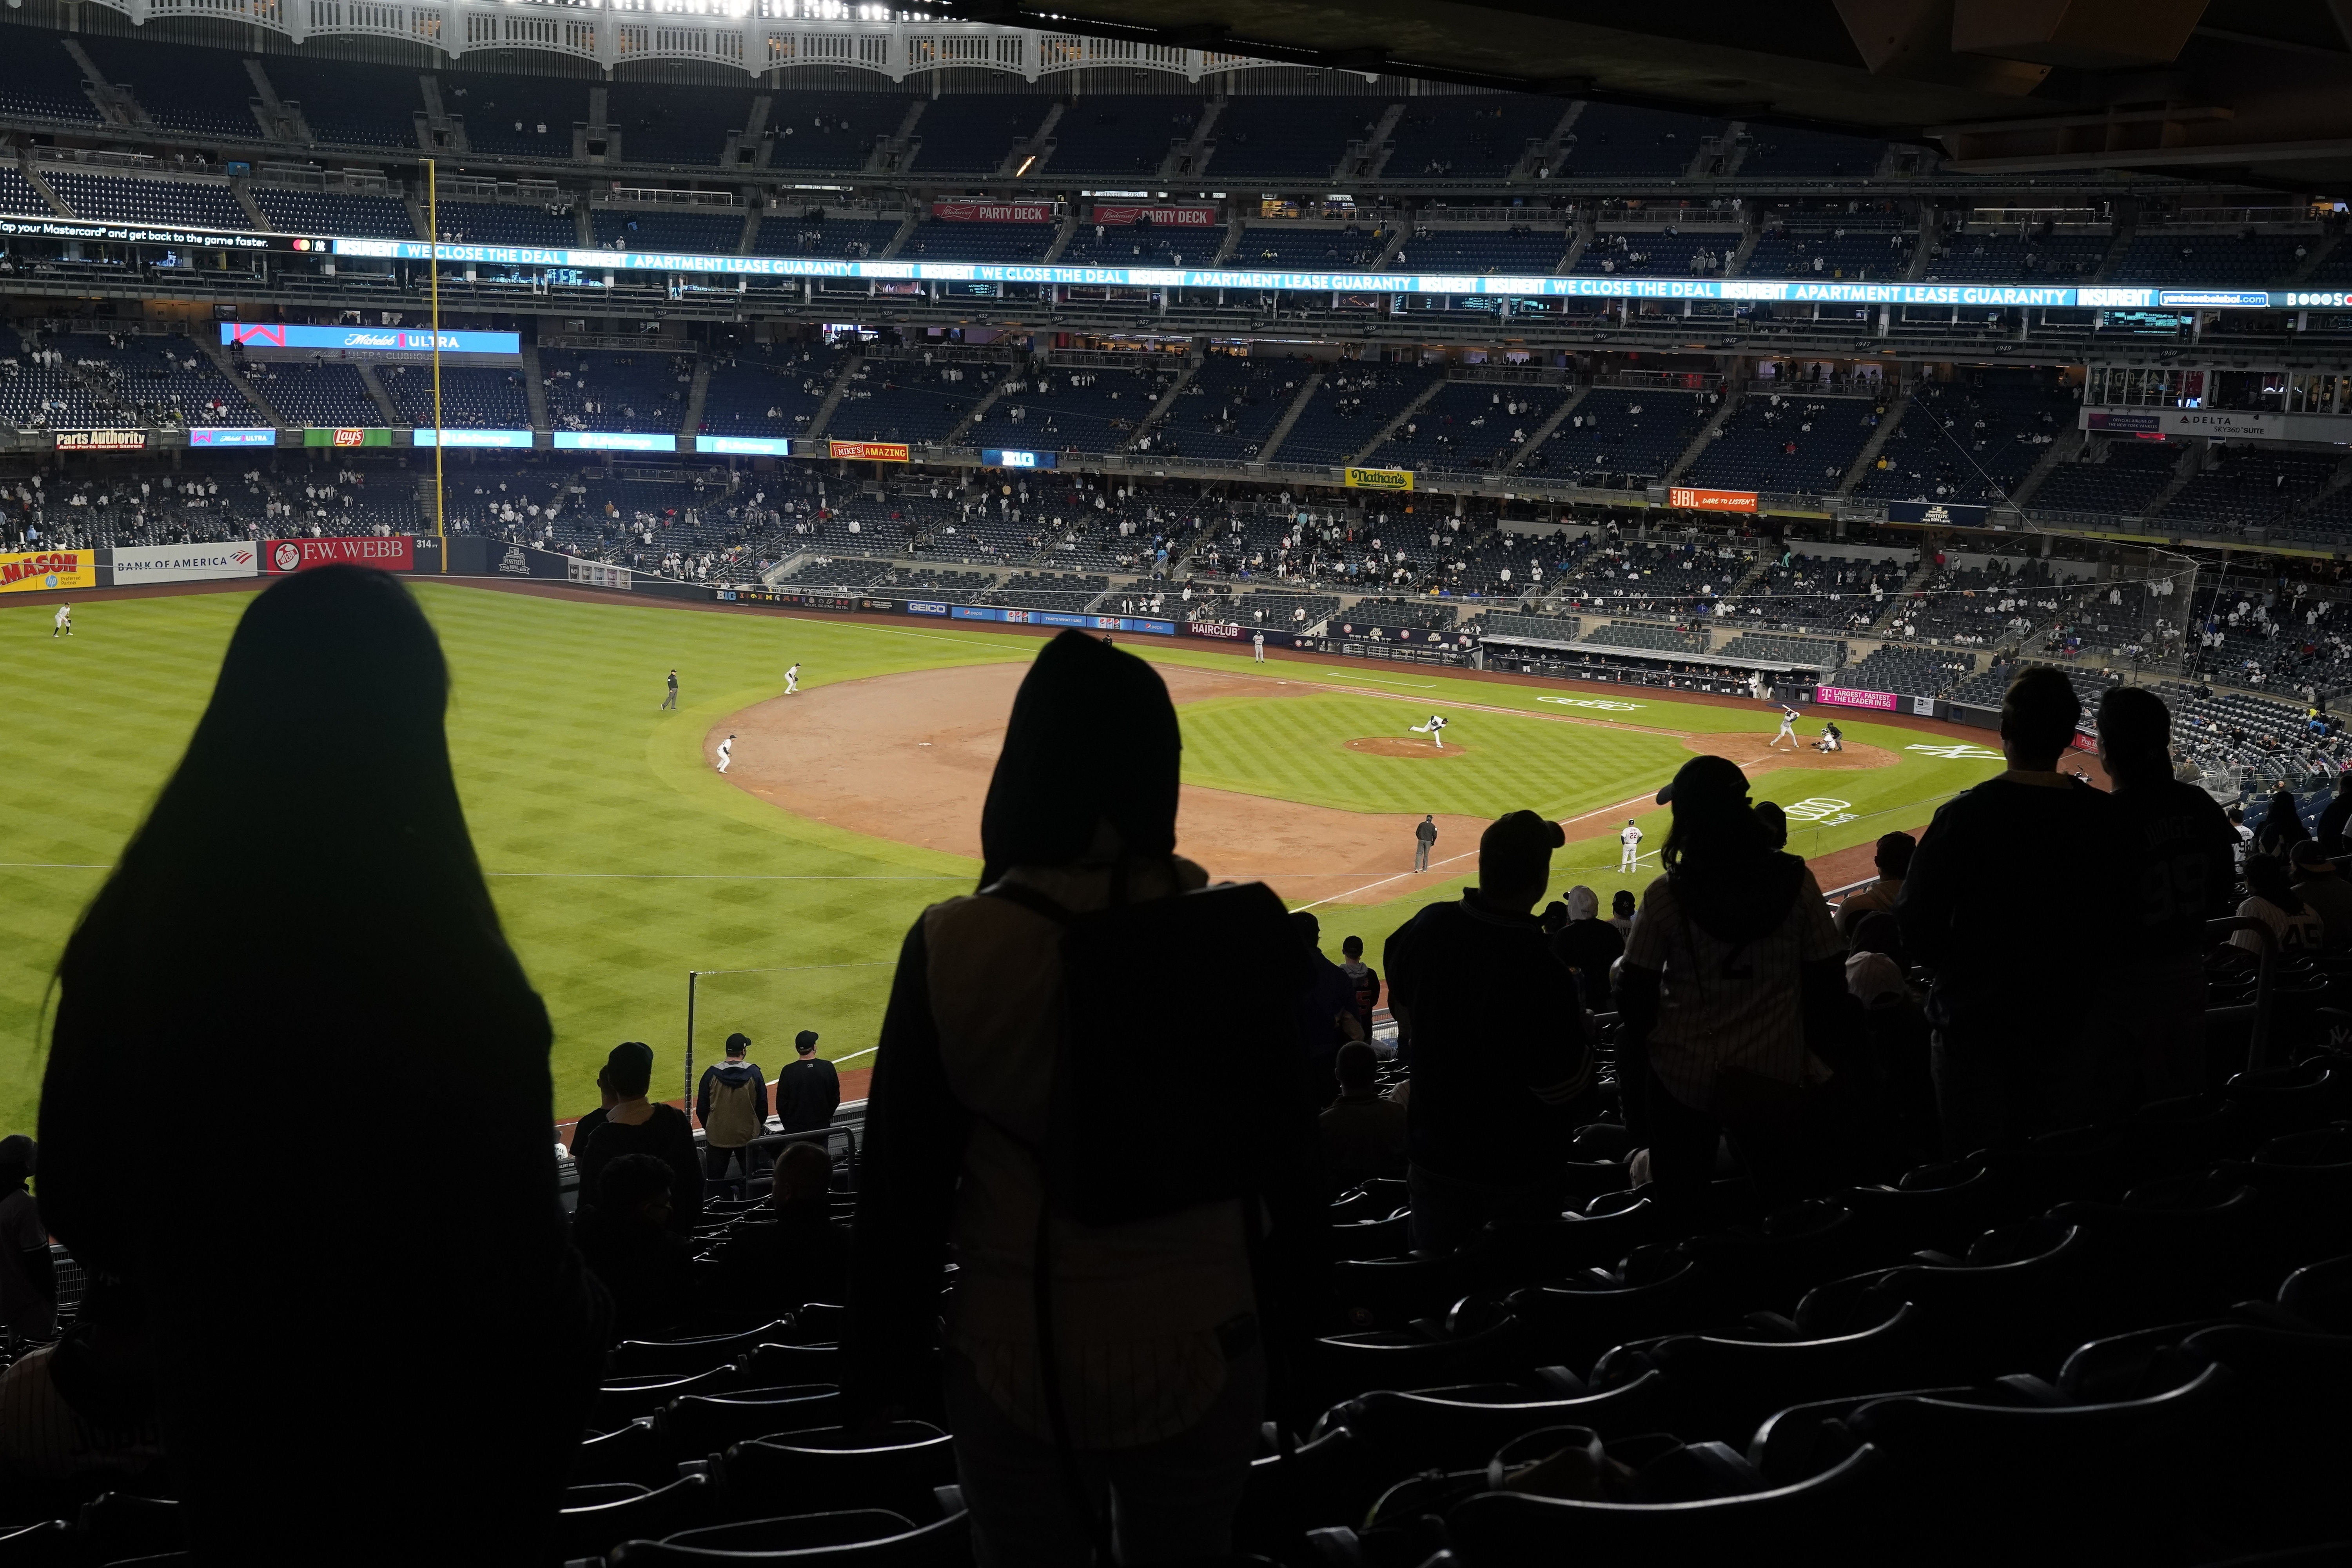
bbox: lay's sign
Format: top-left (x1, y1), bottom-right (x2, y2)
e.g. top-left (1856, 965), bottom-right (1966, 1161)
top-left (0, 550), bottom-right (95, 594)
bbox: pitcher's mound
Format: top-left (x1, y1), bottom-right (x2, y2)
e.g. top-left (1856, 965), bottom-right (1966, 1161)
top-left (1346, 736), bottom-right (1468, 759)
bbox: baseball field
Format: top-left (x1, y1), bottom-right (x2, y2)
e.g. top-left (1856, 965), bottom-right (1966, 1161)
top-left (0, 580), bottom-right (2008, 1134)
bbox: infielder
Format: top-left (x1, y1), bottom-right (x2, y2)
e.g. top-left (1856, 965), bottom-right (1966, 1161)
top-left (1771, 704), bottom-right (1801, 750)
top-left (784, 662), bottom-right (801, 696)
top-left (1413, 813), bottom-right (1436, 872)
top-left (1251, 630), bottom-right (1265, 664)
top-left (52, 603), bottom-right (71, 638)
top-left (1618, 818), bottom-right (1644, 872)
top-left (1409, 713), bottom-right (1449, 749)
top-left (715, 733), bottom-right (735, 774)
top-left (662, 668), bottom-right (679, 711)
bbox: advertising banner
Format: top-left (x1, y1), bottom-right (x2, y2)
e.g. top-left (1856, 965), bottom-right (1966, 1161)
top-left (55, 429), bottom-right (147, 452)
top-left (980, 447), bottom-right (1057, 469)
top-left (567, 558), bottom-right (632, 591)
top-left (1815, 685), bottom-right (1899, 712)
top-left (1668, 486), bottom-right (1759, 512)
top-left (414, 429), bottom-right (534, 449)
top-left (265, 535), bottom-right (415, 574)
top-left (553, 431), bottom-right (677, 452)
top-left (1185, 621), bottom-right (1295, 648)
top-left (303, 427), bottom-right (394, 447)
top-left (1091, 204), bottom-right (1219, 227)
top-left (2085, 407), bottom-right (2281, 440)
top-left (1343, 466), bottom-right (1415, 492)
top-left (111, 541), bottom-right (260, 584)
top-left (931, 201), bottom-right (1054, 223)
top-left (949, 604), bottom-right (1176, 636)
top-left (695, 435), bottom-right (794, 456)
top-left (1884, 499), bottom-right (1990, 527)
top-left (189, 428), bottom-right (277, 448)
top-left (223, 323), bottom-right (521, 356)
top-left (829, 440), bottom-right (911, 463)
top-left (0, 549), bottom-right (96, 594)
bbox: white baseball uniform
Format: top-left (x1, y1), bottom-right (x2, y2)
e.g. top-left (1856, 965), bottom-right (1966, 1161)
top-left (1410, 714), bottom-right (1448, 748)
top-left (1774, 706), bottom-right (1799, 745)
top-left (784, 663), bottom-right (801, 695)
top-left (53, 604), bottom-right (71, 637)
top-left (715, 737), bottom-right (733, 773)
top-left (1251, 632), bottom-right (1265, 663)
top-left (1619, 823), bottom-right (1643, 872)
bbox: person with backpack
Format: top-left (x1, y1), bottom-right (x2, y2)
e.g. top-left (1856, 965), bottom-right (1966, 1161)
top-left (774, 1031), bottom-right (840, 1134)
top-left (696, 1032), bottom-right (769, 1198)
top-left (847, 630), bottom-right (1327, 1568)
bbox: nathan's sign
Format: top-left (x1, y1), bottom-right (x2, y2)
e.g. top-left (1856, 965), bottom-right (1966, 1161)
top-left (0, 549), bottom-right (95, 593)
top-left (1667, 486), bottom-right (1759, 513)
top-left (931, 201), bottom-right (1054, 223)
top-left (54, 429), bottom-right (147, 452)
top-left (265, 535), bottom-right (416, 574)
top-left (1343, 466), bottom-right (1415, 492)
top-left (828, 440), bottom-right (911, 463)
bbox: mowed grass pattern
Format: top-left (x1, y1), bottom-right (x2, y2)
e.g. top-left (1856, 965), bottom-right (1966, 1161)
top-left (1180, 692), bottom-right (1693, 820)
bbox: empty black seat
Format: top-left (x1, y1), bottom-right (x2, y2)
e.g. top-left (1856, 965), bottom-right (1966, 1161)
top-left (659, 1385), bottom-right (841, 1454)
top-left (1587, 1299), bottom-right (1927, 1443)
top-left (604, 1506), bottom-right (969, 1565)
top-left (1441, 1446), bottom-right (1884, 1560)
top-left (599, 1366), bottom-right (747, 1426)
top-left (609, 1320), bottom-right (796, 1377)
top-left (557, 1472), bottom-right (713, 1561)
top-left (720, 1423), bottom-right (956, 1522)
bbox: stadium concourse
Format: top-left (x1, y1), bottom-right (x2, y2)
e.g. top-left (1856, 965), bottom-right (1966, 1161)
top-left (7, 0), bottom-right (2352, 1562)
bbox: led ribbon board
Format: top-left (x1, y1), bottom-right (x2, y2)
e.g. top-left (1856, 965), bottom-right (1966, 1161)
top-left (981, 448), bottom-right (1056, 468)
top-left (553, 432), bottom-right (677, 452)
top-left (222, 323), bottom-right (522, 355)
top-left (323, 240), bottom-right (2305, 309)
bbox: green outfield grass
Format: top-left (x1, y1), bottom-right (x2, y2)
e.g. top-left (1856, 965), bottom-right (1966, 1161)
top-left (0, 583), bottom-right (2004, 1135)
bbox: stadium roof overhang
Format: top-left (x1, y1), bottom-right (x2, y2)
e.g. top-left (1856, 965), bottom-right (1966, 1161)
top-left (942, 0), bottom-right (2352, 191)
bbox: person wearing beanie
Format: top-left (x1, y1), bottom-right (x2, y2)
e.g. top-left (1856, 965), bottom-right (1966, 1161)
top-left (1617, 755), bottom-right (1847, 1198)
top-left (1385, 809), bottom-right (1599, 1254)
top-left (576, 1041), bottom-right (703, 1235)
top-left (774, 1030), bottom-right (840, 1134)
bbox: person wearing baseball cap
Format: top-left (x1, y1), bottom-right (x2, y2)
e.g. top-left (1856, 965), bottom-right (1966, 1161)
top-left (1384, 808), bottom-right (1601, 1254)
top-left (1617, 755), bottom-right (1846, 1200)
top-left (775, 1029), bottom-right (840, 1134)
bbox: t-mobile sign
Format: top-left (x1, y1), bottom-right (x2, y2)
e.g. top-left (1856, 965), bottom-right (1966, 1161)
top-left (1814, 686), bottom-right (1898, 711)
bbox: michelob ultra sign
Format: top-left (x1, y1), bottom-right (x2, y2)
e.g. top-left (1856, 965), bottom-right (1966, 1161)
top-left (1343, 467), bottom-right (1415, 492)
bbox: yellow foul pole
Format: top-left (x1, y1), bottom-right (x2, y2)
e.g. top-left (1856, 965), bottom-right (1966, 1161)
top-left (427, 158), bottom-right (446, 572)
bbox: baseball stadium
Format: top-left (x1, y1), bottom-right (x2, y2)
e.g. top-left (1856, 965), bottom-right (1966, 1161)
top-left (1, 0), bottom-right (2350, 1561)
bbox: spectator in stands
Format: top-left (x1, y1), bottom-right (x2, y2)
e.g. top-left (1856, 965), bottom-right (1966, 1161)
top-left (696, 1031), bottom-right (769, 1199)
top-left (2290, 841), bottom-right (2352, 951)
top-left (706, 1141), bottom-right (850, 1313)
top-left (0, 1269), bottom-right (161, 1486)
top-left (2316, 772), bottom-right (2352, 855)
top-left (1609, 888), bottom-right (1637, 936)
top-left (1338, 934), bottom-right (1380, 1032)
top-left (2255, 780), bottom-right (2310, 857)
top-left (1844, 911), bottom-right (1913, 1007)
top-left (2095, 687), bottom-right (2240, 1114)
top-left (1294, 911), bottom-right (1364, 1103)
top-left (2236, 853), bottom-right (2324, 956)
top-left (0, 1137), bottom-right (54, 1342)
top-left (1388, 811), bottom-right (1597, 1252)
top-left (848, 630), bottom-right (1326, 1568)
top-left (1900, 666), bottom-right (2124, 1156)
top-left (1618, 757), bottom-right (1849, 1199)
top-left (1754, 799), bottom-right (1789, 850)
top-left (1833, 831), bottom-right (1915, 942)
top-left (573, 1153), bottom-right (695, 1341)
top-left (774, 1031), bottom-right (840, 1133)
top-left (579, 1041), bottom-right (704, 1234)
top-left (1319, 1040), bottom-right (1408, 1190)
top-left (1548, 884), bottom-right (1624, 1012)
top-left (40, 567), bottom-right (603, 1559)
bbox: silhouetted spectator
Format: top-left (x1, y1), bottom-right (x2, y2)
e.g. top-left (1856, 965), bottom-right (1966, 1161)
top-left (2315, 772), bottom-right (2352, 855)
top-left (1319, 1041), bottom-right (1407, 1188)
top-left (0, 1138), bottom-right (54, 1342)
top-left (1899, 666), bottom-right (2124, 1155)
top-left (1548, 884), bottom-right (1623, 1013)
top-left (1619, 757), bottom-right (1847, 1199)
top-left (2255, 782), bottom-right (2310, 857)
top-left (1294, 910), bottom-right (1363, 1103)
top-left (697, 1031), bottom-right (769, 1198)
top-left (848, 630), bottom-right (1326, 1568)
top-left (1755, 799), bottom-right (1788, 850)
top-left (1608, 889), bottom-right (1636, 937)
top-left (2290, 840), bottom-right (2352, 949)
top-left (2237, 852), bottom-right (2324, 956)
top-left (774, 1031), bottom-right (841, 1133)
top-left (706, 1141), bottom-right (850, 1313)
top-left (1834, 831), bottom-right (1915, 941)
top-left (1844, 911), bottom-right (1912, 1007)
top-left (1389, 811), bottom-right (1597, 1252)
top-left (580, 1042), bottom-right (704, 1235)
top-left (2096, 687), bottom-right (2239, 1113)
top-left (40, 567), bottom-right (603, 1559)
top-left (0, 1270), bottom-right (160, 1486)
top-left (574, 1154), bottom-right (695, 1341)
top-left (1337, 935), bottom-right (1380, 1031)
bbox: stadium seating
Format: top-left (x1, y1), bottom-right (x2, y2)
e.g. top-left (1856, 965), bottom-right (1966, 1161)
top-left (591, 207), bottom-right (748, 256)
top-left (1553, 103), bottom-right (1719, 176)
top-left (77, 36), bottom-right (258, 141)
top-left (245, 362), bottom-right (381, 428)
top-left (1838, 644), bottom-right (1978, 697)
top-left (1919, 230), bottom-right (2110, 285)
top-left (1233, 224), bottom-right (1387, 269)
top-left (1388, 96), bottom-right (1565, 179)
top-left (2028, 439), bottom-right (2186, 519)
top-left (1043, 96), bottom-right (1202, 178)
top-left (1854, 373), bottom-right (2072, 505)
top-left (1714, 631), bottom-right (1845, 667)
top-left (1394, 227), bottom-right (1571, 275)
top-left (545, 350), bottom-right (693, 435)
top-left (1156, 357), bottom-right (1311, 464)
top-left (431, 200), bottom-right (577, 248)
top-left (1882, 559), bottom-right (2065, 648)
top-left (59, 332), bottom-right (249, 428)
top-left (0, 33), bottom-right (103, 126)
top-left (1682, 392), bottom-right (1877, 495)
top-left (1736, 127), bottom-right (1888, 178)
top-left (747, 214), bottom-right (900, 260)
top-left (1537, 387), bottom-right (1705, 483)
top-left (904, 95), bottom-right (1036, 176)
top-left (899, 219), bottom-right (1054, 266)
top-left (44, 172), bottom-right (247, 231)
top-left (1273, 365), bottom-right (1439, 467)
top-left (764, 93), bottom-right (910, 172)
top-left (1743, 223), bottom-right (1915, 282)
top-left (605, 83), bottom-right (746, 168)
top-left (439, 71), bottom-right (589, 159)
top-left (1207, 96), bottom-right (1372, 180)
top-left (250, 187), bottom-right (416, 241)
top-left (1060, 218), bottom-right (1213, 270)
top-left (2159, 448), bottom-right (2342, 534)
top-left (383, 363), bottom-right (532, 430)
top-left (2107, 234), bottom-right (2308, 287)
top-left (1362, 380), bottom-right (1559, 474)
top-left (261, 56), bottom-right (421, 151)
top-left (697, 343), bottom-right (847, 442)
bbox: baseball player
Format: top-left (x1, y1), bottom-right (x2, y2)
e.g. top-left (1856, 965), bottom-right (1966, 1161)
top-left (784, 662), bottom-right (801, 696)
top-left (1771, 704), bottom-right (1801, 750)
top-left (662, 668), bottom-right (678, 711)
top-left (1618, 818), bottom-right (1644, 872)
top-left (1409, 713), bottom-right (1449, 749)
top-left (715, 733), bottom-right (735, 774)
top-left (1413, 814), bottom-right (1436, 873)
top-left (52, 602), bottom-right (71, 638)
top-left (1251, 630), bottom-right (1265, 664)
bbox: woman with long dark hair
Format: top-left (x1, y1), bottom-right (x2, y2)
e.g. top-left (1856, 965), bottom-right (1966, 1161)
top-left (1615, 755), bottom-right (1849, 1200)
top-left (40, 568), bottom-right (603, 1562)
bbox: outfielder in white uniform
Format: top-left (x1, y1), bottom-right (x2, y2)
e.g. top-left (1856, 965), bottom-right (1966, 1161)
top-left (1251, 631), bottom-right (1265, 664)
top-left (1771, 704), bottom-right (1800, 750)
top-left (52, 603), bottom-right (71, 638)
top-left (1619, 819), bottom-right (1644, 873)
top-left (1409, 713), bottom-right (1449, 749)
top-left (715, 734), bottom-right (735, 774)
top-left (784, 663), bottom-right (801, 696)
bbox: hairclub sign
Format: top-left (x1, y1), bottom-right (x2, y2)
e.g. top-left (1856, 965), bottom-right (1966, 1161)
top-left (265, 535), bottom-right (416, 574)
